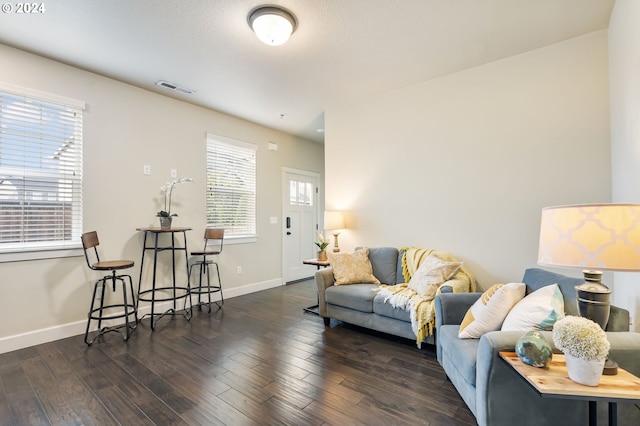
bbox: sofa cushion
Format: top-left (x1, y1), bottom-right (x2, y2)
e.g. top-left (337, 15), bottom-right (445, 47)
top-left (407, 254), bottom-right (463, 297)
top-left (439, 324), bottom-right (480, 386)
top-left (325, 284), bottom-right (378, 313)
top-left (373, 293), bottom-right (411, 321)
top-left (458, 283), bottom-right (526, 338)
top-left (501, 284), bottom-right (565, 331)
top-left (330, 248), bottom-right (380, 285)
top-left (522, 268), bottom-right (583, 317)
top-left (359, 246), bottom-right (399, 284)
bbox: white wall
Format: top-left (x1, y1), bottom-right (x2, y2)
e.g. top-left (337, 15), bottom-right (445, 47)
top-left (0, 44), bottom-right (324, 352)
top-left (325, 31), bottom-right (611, 289)
top-left (609, 0), bottom-right (640, 331)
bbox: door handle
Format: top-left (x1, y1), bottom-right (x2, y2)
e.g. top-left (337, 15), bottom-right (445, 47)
top-left (286, 217), bottom-right (291, 228)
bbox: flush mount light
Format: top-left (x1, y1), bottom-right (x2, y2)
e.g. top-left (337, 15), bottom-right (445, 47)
top-left (248, 6), bottom-right (297, 46)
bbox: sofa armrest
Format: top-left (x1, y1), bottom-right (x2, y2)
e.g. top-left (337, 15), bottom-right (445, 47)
top-left (439, 276), bottom-right (472, 294)
top-left (606, 331), bottom-right (640, 375)
top-left (315, 267), bottom-right (335, 317)
top-left (475, 330), bottom-right (640, 426)
top-left (606, 305), bottom-right (630, 331)
top-left (475, 330), bottom-right (591, 425)
top-left (435, 292), bottom-right (480, 327)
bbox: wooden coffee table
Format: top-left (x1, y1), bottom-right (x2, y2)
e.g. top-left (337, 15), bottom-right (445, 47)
top-left (500, 351), bottom-right (640, 426)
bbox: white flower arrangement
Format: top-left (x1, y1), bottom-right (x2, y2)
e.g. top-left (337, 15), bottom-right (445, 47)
top-left (314, 231), bottom-right (329, 251)
top-left (552, 316), bottom-right (610, 361)
top-left (157, 177), bottom-right (193, 217)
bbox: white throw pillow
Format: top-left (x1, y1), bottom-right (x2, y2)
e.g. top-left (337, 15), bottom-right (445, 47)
top-left (458, 282), bottom-right (526, 339)
top-left (407, 254), bottom-right (463, 298)
top-left (501, 284), bottom-right (565, 331)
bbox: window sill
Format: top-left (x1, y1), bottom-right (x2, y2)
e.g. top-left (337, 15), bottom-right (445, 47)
top-left (0, 246), bottom-right (84, 263)
top-left (224, 236), bottom-right (258, 245)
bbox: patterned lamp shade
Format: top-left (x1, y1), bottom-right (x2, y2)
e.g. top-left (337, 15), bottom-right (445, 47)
top-left (538, 203), bottom-right (640, 272)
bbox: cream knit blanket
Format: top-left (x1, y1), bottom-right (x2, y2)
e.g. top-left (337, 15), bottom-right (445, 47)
top-left (376, 247), bottom-right (476, 347)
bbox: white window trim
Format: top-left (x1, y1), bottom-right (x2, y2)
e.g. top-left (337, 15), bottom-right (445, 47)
top-left (223, 235), bottom-right (258, 245)
top-left (206, 133), bottom-right (257, 242)
top-left (0, 245), bottom-right (83, 263)
top-left (0, 82), bottom-right (85, 261)
top-left (0, 82), bottom-right (85, 109)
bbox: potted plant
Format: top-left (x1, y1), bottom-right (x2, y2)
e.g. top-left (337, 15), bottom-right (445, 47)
top-left (315, 231), bottom-right (330, 261)
top-left (156, 177), bottom-right (193, 228)
top-left (552, 316), bottom-right (610, 386)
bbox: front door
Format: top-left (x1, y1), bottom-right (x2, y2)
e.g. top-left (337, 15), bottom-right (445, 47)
top-left (283, 168), bottom-right (320, 283)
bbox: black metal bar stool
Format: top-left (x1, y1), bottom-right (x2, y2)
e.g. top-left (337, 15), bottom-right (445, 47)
top-left (189, 228), bottom-right (224, 312)
top-left (81, 231), bottom-right (138, 345)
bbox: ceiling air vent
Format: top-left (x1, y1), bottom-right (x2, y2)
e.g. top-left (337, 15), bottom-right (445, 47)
top-left (155, 80), bottom-right (195, 95)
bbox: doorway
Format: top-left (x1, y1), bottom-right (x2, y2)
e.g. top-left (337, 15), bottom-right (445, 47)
top-left (282, 168), bottom-right (320, 283)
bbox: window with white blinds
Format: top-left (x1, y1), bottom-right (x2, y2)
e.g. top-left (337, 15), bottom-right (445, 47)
top-left (206, 133), bottom-right (256, 239)
top-left (0, 84), bottom-right (84, 255)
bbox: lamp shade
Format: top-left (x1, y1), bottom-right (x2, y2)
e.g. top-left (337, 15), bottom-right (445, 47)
top-left (538, 203), bottom-right (640, 272)
top-left (248, 6), bottom-right (297, 46)
top-left (324, 211), bottom-right (345, 231)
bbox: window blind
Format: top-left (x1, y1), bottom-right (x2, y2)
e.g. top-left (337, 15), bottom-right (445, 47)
top-left (0, 85), bottom-right (84, 252)
top-left (206, 134), bottom-right (256, 237)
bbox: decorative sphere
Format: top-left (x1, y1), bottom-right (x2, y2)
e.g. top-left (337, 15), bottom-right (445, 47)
top-left (516, 331), bottom-right (553, 368)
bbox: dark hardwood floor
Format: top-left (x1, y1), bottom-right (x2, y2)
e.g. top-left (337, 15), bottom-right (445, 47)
top-left (0, 279), bottom-right (476, 425)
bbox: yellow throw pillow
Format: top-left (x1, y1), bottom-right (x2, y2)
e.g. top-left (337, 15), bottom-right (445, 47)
top-left (407, 254), bottom-right (463, 298)
top-left (458, 282), bottom-right (526, 339)
top-left (330, 248), bottom-right (380, 285)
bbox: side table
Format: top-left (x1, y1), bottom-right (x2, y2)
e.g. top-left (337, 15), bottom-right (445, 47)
top-left (302, 258), bottom-right (330, 314)
top-left (500, 351), bottom-right (640, 426)
top-left (136, 227), bottom-right (193, 330)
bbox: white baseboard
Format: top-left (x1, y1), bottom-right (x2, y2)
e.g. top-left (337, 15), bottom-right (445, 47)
top-left (0, 278), bottom-right (283, 354)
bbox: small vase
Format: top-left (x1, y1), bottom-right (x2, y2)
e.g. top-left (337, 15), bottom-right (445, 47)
top-left (159, 216), bottom-right (172, 229)
top-left (317, 250), bottom-right (328, 262)
top-left (564, 353), bottom-right (605, 386)
top-left (515, 331), bottom-right (553, 368)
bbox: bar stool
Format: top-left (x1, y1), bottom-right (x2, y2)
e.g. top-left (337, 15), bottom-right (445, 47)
top-left (81, 231), bottom-right (138, 345)
top-left (189, 228), bottom-right (224, 312)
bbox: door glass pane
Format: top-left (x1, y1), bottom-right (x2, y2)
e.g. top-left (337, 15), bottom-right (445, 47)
top-left (289, 180), bottom-right (314, 206)
top-left (304, 182), bottom-right (313, 206)
top-left (289, 181), bottom-right (297, 205)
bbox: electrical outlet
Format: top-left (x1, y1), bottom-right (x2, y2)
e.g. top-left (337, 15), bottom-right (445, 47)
top-left (96, 284), bottom-right (103, 300)
top-left (171, 168), bottom-right (177, 178)
top-left (143, 165), bottom-right (151, 175)
top-left (236, 266), bottom-right (242, 274)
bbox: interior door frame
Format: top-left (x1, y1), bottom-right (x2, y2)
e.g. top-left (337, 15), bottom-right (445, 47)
top-left (281, 167), bottom-right (322, 283)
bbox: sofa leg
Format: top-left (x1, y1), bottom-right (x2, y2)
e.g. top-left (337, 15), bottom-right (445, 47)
top-left (323, 317), bottom-right (330, 326)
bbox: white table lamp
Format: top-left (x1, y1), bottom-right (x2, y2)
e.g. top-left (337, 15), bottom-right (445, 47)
top-left (325, 211), bottom-right (346, 253)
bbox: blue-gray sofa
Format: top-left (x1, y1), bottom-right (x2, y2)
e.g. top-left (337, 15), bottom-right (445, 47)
top-left (315, 247), bottom-right (473, 346)
top-left (435, 268), bottom-right (640, 426)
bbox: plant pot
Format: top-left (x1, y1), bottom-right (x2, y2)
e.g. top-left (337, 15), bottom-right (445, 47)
top-left (564, 353), bottom-right (605, 386)
top-left (317, 250), bottom-right (328, 262)
top-left (159, 216), bottom-right (172, 229)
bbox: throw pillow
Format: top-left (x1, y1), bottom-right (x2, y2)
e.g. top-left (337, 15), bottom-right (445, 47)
top-left (330, 248), bottom-right (380, 285)
top-left (458, 282), bottom-right (526, 339)
top-left (501, 284), bottom-right (565, 331)
top-left (407, 254), bottom-right (463, 298)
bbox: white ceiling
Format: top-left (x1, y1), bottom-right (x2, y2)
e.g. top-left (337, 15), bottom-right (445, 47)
top-left (0, 0), bottom-right (615, 143)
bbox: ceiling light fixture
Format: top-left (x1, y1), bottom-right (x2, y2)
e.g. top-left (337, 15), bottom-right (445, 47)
top-left (248, 6), bottom-right (297, 46)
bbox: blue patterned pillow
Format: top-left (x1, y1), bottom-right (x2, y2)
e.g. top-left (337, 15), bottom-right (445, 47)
top-left (501, 284), bottom-right (565, 331)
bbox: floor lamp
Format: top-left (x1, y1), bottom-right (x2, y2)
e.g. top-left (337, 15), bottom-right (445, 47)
top-left (324, 211), bottom-right (345, 253)
top-left (537, 203), bottom-right (640, 374)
